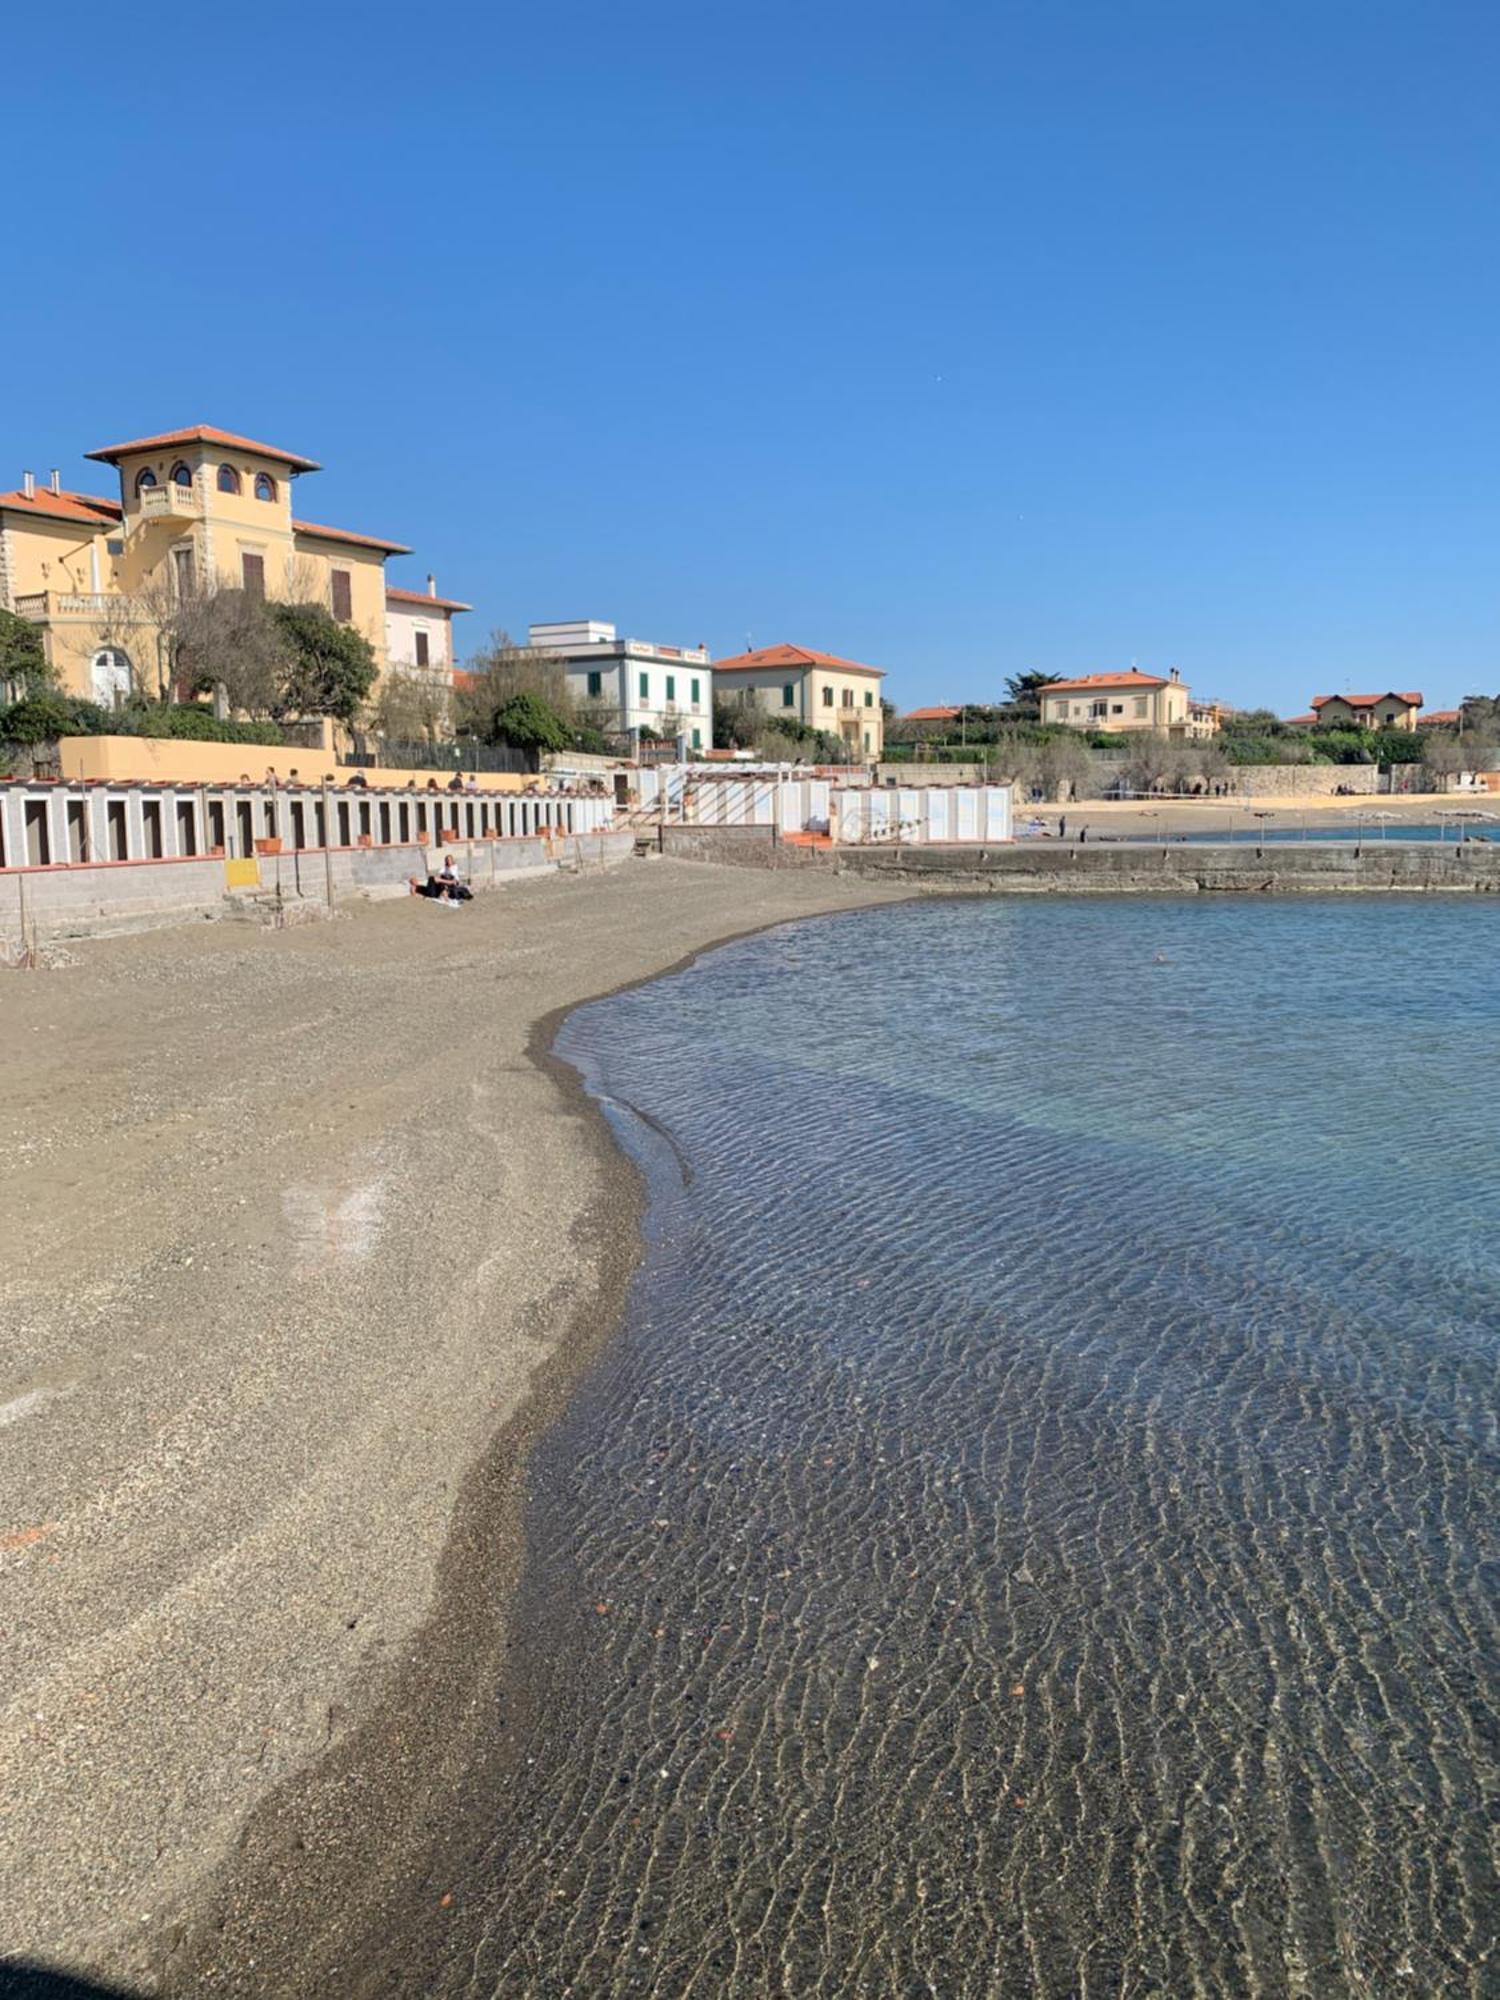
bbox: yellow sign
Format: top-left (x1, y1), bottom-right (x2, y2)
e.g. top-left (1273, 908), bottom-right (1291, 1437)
top-left (224, 857), bottom-right (261, 890)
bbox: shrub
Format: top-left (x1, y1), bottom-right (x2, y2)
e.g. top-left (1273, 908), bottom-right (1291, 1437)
top-left (121, 701), bottom-right (283, 744)
top-left (0, 609), bottom-right (53, 697)
top-left (0, 691), bottom-right (80, 741)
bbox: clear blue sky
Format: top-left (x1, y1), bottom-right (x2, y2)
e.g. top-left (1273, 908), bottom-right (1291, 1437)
top-left (5, 1), bottom-right (1496, 715)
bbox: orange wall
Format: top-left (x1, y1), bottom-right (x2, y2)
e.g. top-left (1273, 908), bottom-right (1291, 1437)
top-left (59, 735), bottom-right (529, 792)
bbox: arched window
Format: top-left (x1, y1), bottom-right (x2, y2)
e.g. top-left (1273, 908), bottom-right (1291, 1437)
top-left (254, 472), bottom-right (277, 502)
top-left (170, 461), bottom-right (193, 487)
top-left (134, 467), bottom-right (157, 495)
top-left (217, 464), bottom-right (241, 494)
top-left (91, 647), bottom-right (134, 707)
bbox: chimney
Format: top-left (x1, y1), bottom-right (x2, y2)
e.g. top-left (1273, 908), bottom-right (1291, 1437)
top-left (49, 469), bottom-right (61, 495)
top-left (427, 573), bottom-right (436, 597)
top-left (22, 470), bottom-right (34, 500)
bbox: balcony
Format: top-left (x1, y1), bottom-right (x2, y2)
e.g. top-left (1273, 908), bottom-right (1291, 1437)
top-left (137, 482), bottom-right (203, 523)
top-left (13, 591), bottom-right (119, 622)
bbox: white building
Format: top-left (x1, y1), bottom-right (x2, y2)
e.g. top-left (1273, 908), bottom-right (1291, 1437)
top-left (384, 577), bottom-right (471, 681)
top-left (526, 620), bottom-right (713, 753)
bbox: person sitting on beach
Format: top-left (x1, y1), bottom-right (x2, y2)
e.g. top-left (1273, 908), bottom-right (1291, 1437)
top-left (447, 772), bottom-right (465, 793)
top-left (408, 876), bottom-right (456, 908)
top-left (346, 771), bottom-right (369, 789)
top-left (436, 856), bottom-right (473, 901)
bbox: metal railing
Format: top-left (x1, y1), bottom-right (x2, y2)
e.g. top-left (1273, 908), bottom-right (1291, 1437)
top-left (342, 736), bottom-right (532, 775)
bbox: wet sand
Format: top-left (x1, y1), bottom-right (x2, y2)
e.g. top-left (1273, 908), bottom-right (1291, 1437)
top-left (0, 857), bottom-right (907, 1995)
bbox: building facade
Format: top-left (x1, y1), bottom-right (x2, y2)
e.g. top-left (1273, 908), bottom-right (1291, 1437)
top-left (0, 425), bottom-right (461, 713)
top-left (1309, 691), bottom-right (1423, 731)
top-left (1040, 669), bottom-right (1201, 736)
top-left (712, 643), bottom-right (886, 760)
top-left (527, 620), bottom-right (713, 751)
top-left (385, 581), bottom-right (471, 678)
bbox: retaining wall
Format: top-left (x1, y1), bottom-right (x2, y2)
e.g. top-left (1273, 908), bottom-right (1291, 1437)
top-left (829, 841), bottom-right (1500, 893)
top-left (1, 831), bottom-right (634, 946)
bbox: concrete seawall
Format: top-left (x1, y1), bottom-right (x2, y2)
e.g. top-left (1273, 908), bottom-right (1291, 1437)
top-left (656, 824), bottom-right (1500, 892)
top-left (832, 841), bottom-right (1500, 892)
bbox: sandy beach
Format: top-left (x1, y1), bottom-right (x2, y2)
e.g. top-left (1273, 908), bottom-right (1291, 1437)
top-left (1022, 789), bottom-right (1489, 840)
top-left (0, 857), bottom-right (907, 1996)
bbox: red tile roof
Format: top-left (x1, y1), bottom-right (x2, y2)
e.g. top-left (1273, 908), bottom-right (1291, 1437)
top-left (1044, 671), bottom-right (1171, 693)
top-left (386, 585), bottom-right (472, 613)
top-left (713, 643), bottom-right (886, 679)
top-left (1283, 712), bottom-right (1319, 726)
top-left (1420, 709), bottom-right (1461, 727)
top-left (0, 486), bottom-right (121, 527)
top-left (905, 705), bottom-right (961, 721)
top-left (293, 517), bottom-right (411, 555)
top-left (86, 425), bottom-right (322, 471)
top-left (1310, 691), bottom-right (1423, 710)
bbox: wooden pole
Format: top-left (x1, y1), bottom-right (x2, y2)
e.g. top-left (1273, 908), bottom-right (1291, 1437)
top-left (321, 780), bottom-right (335, 910)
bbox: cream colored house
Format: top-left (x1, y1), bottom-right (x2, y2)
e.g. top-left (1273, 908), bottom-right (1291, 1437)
top-left (1309, 690), bottom-right (1422, 732)
top-left (1040, 668), bottom-right (1204, 737)
top-left (0, 425), bottom-right (457, 711)
top-left (713, 643), bottom-right (885, 759)
top-left (386, 581), bottom-right (471, 678)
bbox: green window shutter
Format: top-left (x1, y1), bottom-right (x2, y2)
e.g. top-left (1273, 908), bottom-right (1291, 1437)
top-left (782, 683), bottom-right (794, 706)
top-left (587, 671), bottom-right (601, 698)
top-left (692, 727), bottom-right (701, 748)
top-left (638, 670), bottom-right (649, 699)
top-left (691, 678), bottom-right (700, 702)
top-left (666, 674), bottom-right (676, 700)
top-left (864, 689), bottom-right (873, 706)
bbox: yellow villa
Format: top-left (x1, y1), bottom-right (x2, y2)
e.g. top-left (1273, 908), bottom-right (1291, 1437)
top-left (1308, 690), bottom-right (1423, 732)
top-left (1039, 668), bottom-right (1216, 738)
top-left (0, 425), bottom-right (463, 710)
top-left (713, 643), bottom-right (886, 759)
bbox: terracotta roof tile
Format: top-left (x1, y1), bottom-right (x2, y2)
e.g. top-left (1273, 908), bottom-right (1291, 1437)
top-left (386, 585), bottom-right (472, 613)
top-left (905, 705), bottom-right (962, 720)
top-left (86, 425), bottom-right (321, 471)
top-left (293, 517), bottom-right (411, 555)
top-left (0, 487), bottom-right (121, 527)
top-left (713, 642), bottom-right (885, 679)
top-left (1044, 671), bottom-right (1172, 693)
top-left (1310, 691), bottom-right (1423, 709)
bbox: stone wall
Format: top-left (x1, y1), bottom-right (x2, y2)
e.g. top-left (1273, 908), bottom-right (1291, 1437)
top-left (1218, 764), bottom-right (1384, 798)
top-left (658, 825), bottom-right (827, 870)
top-left (877, 762), bottom-right (984, 786)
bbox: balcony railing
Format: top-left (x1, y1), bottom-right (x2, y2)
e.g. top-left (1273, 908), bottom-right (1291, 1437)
top-left (137, 482), bottom-right (203, 522)
top-left (11, 591), bottom-right (116, 621)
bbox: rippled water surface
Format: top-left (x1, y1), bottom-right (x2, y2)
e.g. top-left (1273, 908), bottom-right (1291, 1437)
top-left (468, 899), bottom-right (1498, 1998)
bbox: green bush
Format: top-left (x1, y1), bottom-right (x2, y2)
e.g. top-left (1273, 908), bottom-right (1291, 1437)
top-left (0, 691), bottom-right (80, 742)
top-left (121, 701), bottom-right (283, 745)
top-left (0, 694), bottom-right (285, 747)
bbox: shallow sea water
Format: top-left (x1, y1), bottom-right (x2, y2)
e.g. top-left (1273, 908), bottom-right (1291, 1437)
top-left (467, 898), bottom-right (1498, 1998)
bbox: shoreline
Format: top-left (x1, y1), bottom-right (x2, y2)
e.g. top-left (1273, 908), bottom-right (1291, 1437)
top-left (0, 859), bottom-right (911, 1997)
